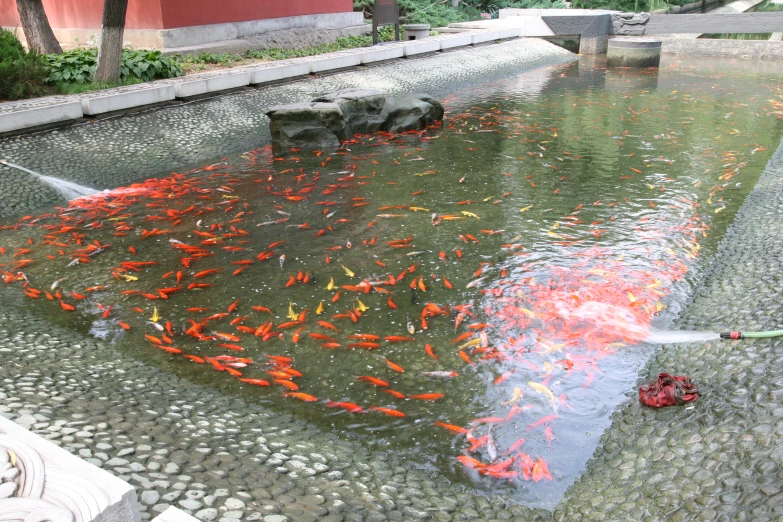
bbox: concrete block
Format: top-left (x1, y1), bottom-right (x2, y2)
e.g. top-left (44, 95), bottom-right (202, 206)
top-left (472, 31), bottom-right (501, 44)
top-left (0, 415), bottom-right (141, 522)
top-left (250, 62), bottom-right (311, 84)
top-left (521, 17), bottom-right (556, 37)
top-left (309, 52), bottom-right (362, 73)
top-left (0, 101), bottom-right (82, 134)
top-left (80, 85), bottom-right (175, 115)
top-left (204, 71), bottom-right (251, 93)
top-left (152, 507), bottom-right (200, 522)
top-left (403, 39), bottom-right (441, 56)
top-left (360, 45), bottom-right (405, 64)
top-left (498, 27), bottom-right (522, 39)
top-left (172, 79), bottom-right (208, 98)
top-left (439, 34), bottom-right (473, 50)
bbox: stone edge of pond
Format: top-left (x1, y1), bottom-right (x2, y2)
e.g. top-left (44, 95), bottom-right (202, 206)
top-left (555, 137), bottom-right (783, 521)
top-left (0, 29), bottom-right (525, 137)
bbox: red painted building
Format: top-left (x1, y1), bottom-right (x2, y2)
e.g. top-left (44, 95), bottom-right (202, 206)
top-left (1, 0), bottom-right (360, 50)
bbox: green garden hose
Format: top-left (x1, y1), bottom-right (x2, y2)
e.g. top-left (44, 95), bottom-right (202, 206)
top-left (720, 330), bottom-right (783, 340)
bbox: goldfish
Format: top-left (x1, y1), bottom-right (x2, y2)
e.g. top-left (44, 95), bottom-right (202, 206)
top-left (287, 302), bottom-right (299, 321)
top-left (409, 393), bottom-right (444, 400)
top-left (239, 378), bottom-right (270, 387)
top-left (325, 400), bottom-right (364, 413)
top-left (370, 406), bottom-right (405, 417)
top-left (149, 307), bottom-right (160, 323)
top-left (317, 320), bottom-right (339, 331)
top-left (461, 211), bottom-right (480, 219)
top-left (327, 277), bottom-right (335, 290)
top-left (529, 382), bottom-right (556, 404)
top-left (357, 376), bottom-right (389, 387)
top-left (421, 371), bottom-right (459, 378)
top-left (434, 421), bottom-right (468, 434)
top-left (284, 392), bottom-right (318, 402)
top-left (341, 265), bottom-right (355, 277)
top-left (316, 301), bottom-right (324, 314)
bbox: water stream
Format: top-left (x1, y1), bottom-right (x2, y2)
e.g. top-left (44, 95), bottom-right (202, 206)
top-left (0, 160), bottom-right (99, 200)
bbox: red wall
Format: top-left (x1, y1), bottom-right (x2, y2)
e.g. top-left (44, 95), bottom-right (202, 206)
top-left (160, 0), bottom-right (354, 29)
top-left (1, 0), bottom-right (353, 30)
top-left (1, 0), bottom-right (164, 29)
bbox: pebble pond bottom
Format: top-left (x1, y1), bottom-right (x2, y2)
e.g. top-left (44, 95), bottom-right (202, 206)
top-left (2, 55), bottom-right (783, 510)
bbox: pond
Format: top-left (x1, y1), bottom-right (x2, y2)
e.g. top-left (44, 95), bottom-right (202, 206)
top-left (2, 55), bottom-right (783, 509)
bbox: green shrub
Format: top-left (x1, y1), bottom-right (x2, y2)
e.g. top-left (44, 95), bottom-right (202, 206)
top-left (46, 47), bottom-right (182, 84)
top-left (0, 28), bottom-right (25, 63)
top-left (0, 29), bottom-right (50, 100)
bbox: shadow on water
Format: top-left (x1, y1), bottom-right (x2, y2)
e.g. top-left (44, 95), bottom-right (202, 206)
top-left (2, 54), bottom-right (783, 509)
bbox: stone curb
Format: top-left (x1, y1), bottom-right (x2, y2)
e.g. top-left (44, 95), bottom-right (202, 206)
top-left (0, 30), bottom-right (520, 136)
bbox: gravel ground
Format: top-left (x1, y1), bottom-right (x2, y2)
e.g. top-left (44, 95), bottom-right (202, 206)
top-left (2, 36), bottom-right (783, 521)
top-left (0, 38), bottom-right (575, 219)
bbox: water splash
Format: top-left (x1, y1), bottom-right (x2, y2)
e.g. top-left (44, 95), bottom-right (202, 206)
top-left (1, 159), bottom-right (98, 200)
top-left (644, 330), bottom-right (720, 344)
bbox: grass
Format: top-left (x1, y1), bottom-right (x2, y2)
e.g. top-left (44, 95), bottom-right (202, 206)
top-left (175, 32), bottom-right (395, 74)
top-left (53, 76), bottom-right (144, 96)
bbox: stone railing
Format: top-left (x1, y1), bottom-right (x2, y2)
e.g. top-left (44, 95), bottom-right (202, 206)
top-left (0, 416), bottom-right (195, 522)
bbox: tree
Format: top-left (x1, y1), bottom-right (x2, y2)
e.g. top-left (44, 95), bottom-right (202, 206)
top-left (15, 0), bottom-right (62, 54)
top-left (93, 0), bottom-right (128, 83)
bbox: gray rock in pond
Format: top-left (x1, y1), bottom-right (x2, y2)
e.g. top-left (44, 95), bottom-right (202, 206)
top-left (266, 89), bottom-right (444, 149)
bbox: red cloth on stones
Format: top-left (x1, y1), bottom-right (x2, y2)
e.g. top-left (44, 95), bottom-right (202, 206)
top-left (639, 373), bottom-right (699, 408)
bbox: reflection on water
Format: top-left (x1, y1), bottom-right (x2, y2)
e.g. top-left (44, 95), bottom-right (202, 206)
top-left (2, 56), bottom-right (783, 509)
top-left (701, 0), bottom-right (783, 40)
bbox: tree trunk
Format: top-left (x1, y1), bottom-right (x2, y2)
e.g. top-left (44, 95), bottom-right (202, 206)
top-left (93, 0), bottom-right (128, 83)
top-left (15, 0), bottom-right (62, 54)
top-left (452, 0), bottom-right (459, 7)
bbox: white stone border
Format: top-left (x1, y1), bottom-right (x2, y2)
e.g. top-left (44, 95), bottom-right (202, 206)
top-left (0, 415), bottom-right (140, 522)
top-left (0, 30), bottom-right (520, 134)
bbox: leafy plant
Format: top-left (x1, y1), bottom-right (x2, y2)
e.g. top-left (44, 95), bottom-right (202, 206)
top-left (46, 47), bottom-right (182, 84)
top-left (120, 49), bottom-right (182, 82)
top-left (46, 47), bottom-right (97, 83)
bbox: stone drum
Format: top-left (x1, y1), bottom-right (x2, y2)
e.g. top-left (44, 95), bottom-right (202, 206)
top-left (403, 24), bottom-right (431, 40)
top-left (607, 38), bottom-right (662, 68)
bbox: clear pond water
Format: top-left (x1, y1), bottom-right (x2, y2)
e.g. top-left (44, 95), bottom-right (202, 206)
top-left (2, 56), bottom-right (783, 508)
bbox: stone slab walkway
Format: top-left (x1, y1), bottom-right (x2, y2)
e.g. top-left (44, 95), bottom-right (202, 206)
top-left (0, 29), bottom-right (521, 136)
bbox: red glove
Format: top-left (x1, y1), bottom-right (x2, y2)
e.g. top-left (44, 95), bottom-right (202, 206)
top-left (639, 373), bottom-right (699, 408)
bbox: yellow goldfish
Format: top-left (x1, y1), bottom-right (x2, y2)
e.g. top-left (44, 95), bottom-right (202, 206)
top-left (502, 387), bottom-right (524, 405)
top-left (409, 206), bottom-right (430, 212)
top-left (529, 381), bottom-right (555, 403)
top-left (459, 338), bottom-right (482, 349)
top-left (461, 211), bottom-right (480, 219)
top-left (287, 302), bottom-right (299, 321)
top-left (519, 205), bottom-right (533, 213)
top-left (326, 277), bottom-right (335, 291)
top-left (150, 306), bottom-right (160, 323)
top-left (316, 301), bottom-right (324, 315)
top-left (356, 298), bottom-right (367, 312)
top-left (341, 265), bottom-right (354, 277)
top-left (121, 274), bottom-right (138, 282)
